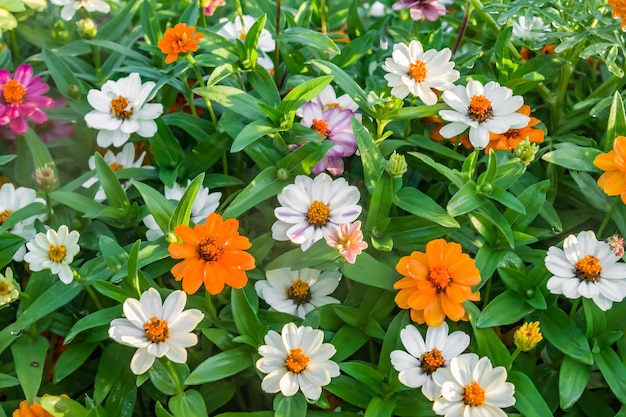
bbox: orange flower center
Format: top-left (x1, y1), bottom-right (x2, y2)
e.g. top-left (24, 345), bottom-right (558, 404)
top-left (429, 266), bottom-right (451, 292)
top-left (286, 279), bottom-right (311, 305)
top-left (143, 316), bottom-right (169, 343)
top-left (3, 79), bottom-right (26, 105)
top-left (306, 200), bottom-right (331, 227)
top-left (48, 244), bottom-right (67, 263)
top-left (575, 255), bottom-right (602, 282)
top-left (109, 162), bottom-right (124, 171)
top-left (503, 128), bottom-right (521, 139)
top-left (0, 282), bottom-right (9, 295)
top-left (198, 237), bottom-right (225, 262)
top-left (311, 119), bottom-right (330, 136)
top-left (420, 348), bottom-right (445, 375)
top-left (0, 209), bottom-right (13, 225)
top-left (239, 32), bottom-right (247, 40)
top-left (463, 381), bottom-right (486, 406)
top-left (110, 95), bottom-right (133, 120)
top-left (408, 59), bottom-right (427, 82)
top-left (285, 347), bottom-right (309, 373)
top-left (467, 95), bottom-right (493, 123)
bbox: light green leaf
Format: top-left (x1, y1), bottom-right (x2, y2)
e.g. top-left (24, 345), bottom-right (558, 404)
top-left (185, 346), bottom-right (253, 385)
top-left (394, 187), bottom-right (459, 228)
top-left (11, 335), bottom-right (49, 403)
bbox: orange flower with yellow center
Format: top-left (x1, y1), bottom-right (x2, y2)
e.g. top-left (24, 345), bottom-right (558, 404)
top-left (485, 105), bottom-right (545, 152)
top-left (168, 212), bottom-right (256, 294)
top-left (594, 135), bottom-right (626, 203)
top-left (394, 239), bottom-right (481, 326)
top-left (158, 23), bottom-right (204, 64)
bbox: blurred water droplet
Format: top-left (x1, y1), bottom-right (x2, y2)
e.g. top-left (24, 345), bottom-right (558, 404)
top-left (10, 329), bottom-right (22, 337)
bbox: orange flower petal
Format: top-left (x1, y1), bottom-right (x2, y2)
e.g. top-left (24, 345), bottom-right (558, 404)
top-left (410, 308), bottom-right (425, 324)
top-left (394, 289), bottom-right (413, 309)
top-left (168, 242), bottom-right (199, 260)
top-left (423, 297), bottom-right (445, 327)
top-left (174, 224), bottom-right (201, 245)
top-left (203, 262), bottom-right (225, 295)
top-left (220, 250), bottom-right (256, 270)
top-left (223, 267), bottom-right (248, 289)
top-left (440, 292), bottom-right (465, 321)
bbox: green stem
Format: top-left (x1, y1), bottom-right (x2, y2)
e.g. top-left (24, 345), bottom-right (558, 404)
top-left (320, 0), bottom-right (327, 33)
top-left (186, 55), bottom-right (219, 131)
top-left (467, 0), bottom-right (499, 33)
top-left (85, 285), bottom-right (104, 311)
top-left (481, 276), bottom-right (492, 308)
top-left (165, 359), bottom-right (185, 395)
top-left (7, 29), bottom-right (22, 63)
top-left (233, 0), bottom-right (247, 33)
top-left (505, 348), bottom-right (521, 370)
top-left (569, 298), bottom-right (581, 318)
top-left (274, 0), bottom-right (281, 86)
top-left (598, 197), bottom-right (619, 238)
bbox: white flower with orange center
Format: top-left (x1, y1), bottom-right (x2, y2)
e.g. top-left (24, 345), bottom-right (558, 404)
top-left (439, 80), bottom-right (530, 149)
top-left (432, 354), bottom-right (515, 417)
top-left (256, 322), bottom-right (340, 401)
top-left (84, 72), bottom-right (163, 148)
top-left (255, 267), bottom-right (341, 318)
top-left (272, 174), bottom-right (362, 251)
top-left (390, 322), bottom-right (470, 401)
top-left (545, 230), bottom-right (626, 311)
top-left (50, 0), bottom-right (111, 20)
top-left (24, 225), bottom-right (80, 284)
top-left (383, 40), bottom-right (459, 106)
top-left (217, 15), bottom-right (275, 71)
top-left (108, 288), bottom-right (203, 375)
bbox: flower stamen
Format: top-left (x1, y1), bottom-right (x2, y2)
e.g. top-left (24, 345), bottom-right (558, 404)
top-left (0, 209), bottom-right (13, 225)
top-left (286, 279), bottom-right (311, 305)
top-left (143, 316), bottom-right (169, 343)
top-left (3, 80), bottom-right (26, 105)
top-left (575, 255), bottom-right (602, 282)
top-left (408, 60), bottom-right (427, 82)
top-left (48, 244), bottom-right (67, 263)
top-left (467, 95), bottom-right (493, 123)
top-left (311, 119), bottom-right (330, 136)
top-left (110, 96), bottom-right (133, 119)
top-left (109, 162), bottom-right (124, 171)
top-left (463, 381), bottom-right (486, 406)
top-left (420, 348), bottom-right (445, 375)
top-left (198, 237), bottom-right (225, 262)
top-left (429, 266), bottom-right (451, 292)
top-left (285, 347), bottom-right (310, 373)
top-left (306, 200), bottom-right (331, 227)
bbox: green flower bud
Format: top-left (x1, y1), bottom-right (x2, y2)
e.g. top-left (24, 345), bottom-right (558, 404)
top-left (276, 168), bottom-right (289, 181)
top-left (76, 18), bottom-right (97, 40)
top-left (386, 151), bottom-right (408, 178)
top-left (514, 137), bottom-right (539, 166)
top-left (67, 84), bottom-right (80, 98)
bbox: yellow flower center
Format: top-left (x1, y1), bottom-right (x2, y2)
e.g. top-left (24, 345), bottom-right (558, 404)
top-left (48, 244), bottom-right (67, 263)
top-left (286, 279), bottom-right (311, 305)
top-left (110, 95), bottom-right (133, 119)
top-left (463, 381), bottom-right (486, 406)
top-left (0, 282), bottom-right (9, 295)
top-left (311, 119), bottom-right (330, 136)
top-left (429, 266), bottom-right (451, 292)
top-left (420, 348), bottom-right (445, 375)
top-left (408, 59), bottom-right (427, 82)
top-left (0, 209), bottom-right (13, 225)
top-left (285, 347), bottom-right (310, 373)
top-left (575, 255), bottom-right (602, 282)
top-left (143, 316), bottom-right (169, 343)
top-left (109, 162), bottom-right (124, 171)
top-left (306, 200), bottom-right (331, 227)
top-left (3, 79), bottom-right (26, 105)
top-left (198, 237), bottom-right (225, 262)
top-left (467, 95), bottom-right (493, 123)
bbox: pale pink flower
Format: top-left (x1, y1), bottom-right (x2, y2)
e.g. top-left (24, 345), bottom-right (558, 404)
top-left (607, 234), bottom-right (625, 258)
top-left (392, 0), bottom-right (446, 21)
top-left (325, 221), bottom-right (368, 264)
top-left (203, 0), bottom-right (225, 15)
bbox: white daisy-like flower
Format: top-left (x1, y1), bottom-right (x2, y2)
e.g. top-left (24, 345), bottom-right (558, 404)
top-left (256, 322), bottom-right (340, 401)
top-left (255, 267), bottom-right (341, 318)
top-left (84, 72), bottom-right (163, 148)
top-left (439, 80), bottom-right (530, 149)
top-left (50, 0), bottom-right (110, 20)
top-left (272, 173), bottom-right (362, 251)
top-left (82, 143), bottom-right (152, 203)
top-left (108, 288), bottom-right (203, 375)
top-left (217, 15), bottom-right (275, 71)
top-left (0, 267), bottom-right (19, 306)
top-left (432, 354), bottom-right (516, 417)
top-left (511, 16), bottom-right (549, 43)
top-left (0, 183), bottom-right (46, 262)
top-left (383, 40), bottom-right (460, 106)
top-left (545, 230), bottom-right (626, 311)
top-left (24, 225), bottom-right (80, 284)
top-left (143, 180), bottom-right (222, 241)
top-left (390, 322), bottom-right (471, 400)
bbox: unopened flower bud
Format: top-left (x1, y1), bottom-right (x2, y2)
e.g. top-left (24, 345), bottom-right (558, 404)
top-left (386, 151), bottom-right (408, 178)
top-left (76, 18), bottom-right (97, 39)
top-left (0, 267), bottom-right (19, 306)
top-left (514, 321), bottom-right (543, 352)
top-left (607, 234), bottom-right (625, 258)
top-left (514, 137), bottom-right (539, 166)
top-left (33, 164), bottom-right (58, 192)
top-left (67, 84), bottom-right (80, 98)
top-left (276, 168), bottom-right (289, 181)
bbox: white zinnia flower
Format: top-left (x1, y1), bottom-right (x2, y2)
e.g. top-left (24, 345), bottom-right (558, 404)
top-left (217, 15), bottom-right (275, 71)
top-left (0, 267), bottom-right (19, 306)
top-left (545, 230), bottom-right (626, 311)
top-left (50, 0), bottom-right (110, 20)
top-left (390, 323), bottom-right (471, 400)
top-left (143, 180), bottom-right (222, 241)
top-left (432, 354), bottom-right (515, 417)
top-left (383, 40), bottom-right (460, 105)
top-left (255, 268), bottom-right (341, 318)
top-left (439, 80), bottom-right (530, 149)
top-left (511, 16), bottom-right (549, 42)
top-left (298, 85), bottom-right (359, 115)
top-left (256, 322), bottom-right (340, 401)
top-left (0, 183), bottom-right (46, 262)
top-left (272, 173), bottom-right (362, 251)
top-left (82, 143), bottom-right (152, 203)
top-left (108, 288), bottom-right (203, 375)
top-left (84, 72), bottom-right (164, 148)
top-left (24, 225), bottom-right (80, 284)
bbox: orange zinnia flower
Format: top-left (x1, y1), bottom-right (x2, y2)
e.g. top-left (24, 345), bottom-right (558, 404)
top-left (594, 136), bottom-right (626, 203)
top-left (423, 116), bottom-right (472, 149)
top-left (394, 239), bottom-right (481, 326)
top-left (158, 23), bottom-right (204, 64)
top-left (13, 395), bottom-right (68, 417)
top-left (608, 0), bottom-right (626, 30)
top-left (168, 213), bottom-right (256, 295)
top-left (485, 105), bottom-right (545, 152)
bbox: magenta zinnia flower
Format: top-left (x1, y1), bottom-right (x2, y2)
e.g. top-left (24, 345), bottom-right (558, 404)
top-left (392, 0), bottom-right (446, 21)
top-left (325, 221), bottom-right (368, 264)
top-left (300, 103), bottom-right (357, 176)
top-left (0, 64), bottom-right (54, 135)
top-left (203, 0), bottom-right (225, 15)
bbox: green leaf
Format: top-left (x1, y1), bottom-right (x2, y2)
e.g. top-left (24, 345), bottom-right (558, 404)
top-left (365, 173), bottom-right (394, 232)
top-left (39, 395), bottom-right (89, 417)
top-left (393, 187), bottom-right (459, 228)
top-left (340, 362), bottom-right (384, 395)
top-left (539, 306), bottom-right (592, 365)
top-left (11, 335), bottom-right (49, 403)
top-left (466, 303), bottom-right (511, 366)
top-left (341, 252), bottom-right (397, 291)
top-left (505, 181), bottom-right (549, 231)
top-left (363, 397), bottom-right (395, 417)
top-left (231, 288), bottom-right (266, 346)
top-left (133, 181), bottom-right (175, 235)
top-left (495, 26), bottom-right (517, 83)
top-left (155, 402), bottom-right (174, 417)
top-left (99, 235), bottom-right (128, 274)
top-left (476, 290), bottom-right (536, 328)
top-left (378, 310), bottom-right (409, 377)
top-left (277, 75), bottom-right (333, 116)
top-left (223, 167), bottom-right (290, 218)
top-left (325, 375), bottom-right (373, 409)
top-left (592, 341), bottom-right (626, 404)
top-left (605, 91), bottom-right (626, 152)
top-left (541, 144), bottom-right (602, 172)
top-left (0, 373), bottom-right (19, 389)
top-left (278, 27), bottom-right (340, 55)
top-left (0, 201), bottom-right (46, 235)
top-left (447, 182), bottom-right (485, 217)
top-left (275, 140), bottom-right (334, 176)
top-left (331, 326), bottom-right (369, 363)
top-left (53, 342), bottom-right (98, 383)
top-left (150, 119), bottom-right (185, 186)
top-left (94, 153), bottom-right (130, 209)
top-left (558, 355), bottom-right (590, 410)
top-left (231, 118), bottom-right (280, 152)
top-left (96, 0), bottom-right (141, 41)
top-left (41, 49), bottom-right (83, 98)
top-left (509, 370), bottom-right (553, 417)
top-left (408, 152), bottom-right (464, 189)
top-left (169, 390), bottom-right (208, 417)
top-left (65, 306), bottom-right (122, 344)
top-left (194, 85), bottom-right (265, 120)
top-left (139, 0), bottom-right (160, 46)
top-left (185, 346), bottom-right (253, 385)
top-left (248, 66), bottom-right (281, 107)
top-left (23, 130), bottom-right (57, 181)
top-left (273, 393), bottom-right (306, 417)
top-left (94, 344), bottom-right (133, 404)
top-left (169, 173), bottom-right (205, 229)
top-left (309, 60), bottom-right (369, 111)
top-left (353, 118), bottom-right (386, 190)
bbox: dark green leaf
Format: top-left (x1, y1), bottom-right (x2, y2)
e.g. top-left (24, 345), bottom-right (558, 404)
top-left (558, 355), bottom-right (590, 409)
top-left (394, 187), bottom-right (459, 228)
top-left (539, 306), bottom-right (592, 364)
top-left (11, 335), bottom-right (49, 403)
top-left (509, 370), bottom-right (553, 417)
top-left (185, 346), bottom-right (253, 385)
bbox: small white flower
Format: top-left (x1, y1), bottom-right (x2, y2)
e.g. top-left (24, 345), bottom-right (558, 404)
top-left (545, 230), bottom-right (626, 311)
top-left (108, 288), bottom-right (203, 375)
top-left (390, 323), bottom-right (470, 400)
top-left (256, 322), bottom-right (340, 401)
top-left (82, 143), bottom-right (152, 203)
top-left (217, 15), bottom-right (275, 71)
top-left (255, 268), bottom-right (341, 318)
top-left (511, 16), bottom-right (549, 43)
top-left (50, 0), bottom-right (110, 20)
top-left (24, 225), bottom-right (80, 284)
top-left (367, 1), bottom-right (388, 17)
top-left (84, 72), bottom-right (164, 148)
top-left (272, 173), bottom-right (362, 251)
top-left (298, 85), bottom-right (359, 115)
top-left (439, 80), bottom-right (530, 149)
top-left (432, 354), bottom-right (515, 417)
top-left (0, 267), bottom-right (19, 306)
top-left (383, 40), bottom-right (460, 105)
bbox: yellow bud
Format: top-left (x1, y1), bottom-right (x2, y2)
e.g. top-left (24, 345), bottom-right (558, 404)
top-left (514, 321), bottom-right (543, 352)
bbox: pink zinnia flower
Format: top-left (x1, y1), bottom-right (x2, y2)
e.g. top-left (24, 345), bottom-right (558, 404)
top-left (0, 64), bottom-right (54, 135)
top-left (325, 221), bottom-right (368, 264)
top-left (2, 98), bottom-right (74, 142)
top-left (392, 0), bottom-right (446, 21)
top-left (300, 102), bottom-right (357, 176)
top-left (203, 0), bottom-right (225, 15)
